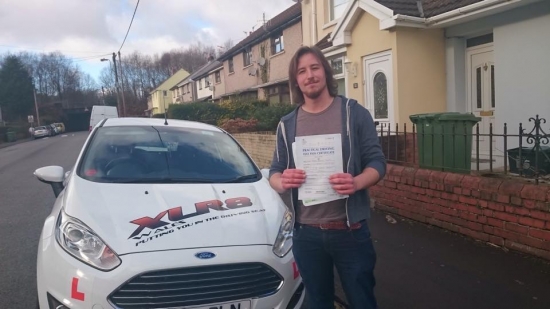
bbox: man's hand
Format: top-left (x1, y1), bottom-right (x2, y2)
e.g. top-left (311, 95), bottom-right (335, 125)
top-left (281, 169), bottom-right (306, 190)
top-left (329, 173), bottom-right (356, 195)
top-left (269, 169), bottom-right (306, 194)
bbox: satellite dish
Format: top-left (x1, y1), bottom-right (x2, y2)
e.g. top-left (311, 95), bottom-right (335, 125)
top-left (248, 66), bottom-right (256, 76)
top-left (258, 57), bottom-right (266, 66)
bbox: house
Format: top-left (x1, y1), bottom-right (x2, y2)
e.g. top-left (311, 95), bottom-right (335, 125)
top-left (303, 0), bottom-right (549, 164)
top-left (216, 2), bottom-right (303, 104)
top-left (146, 68), bottom-right (189, 116)
top-left (170, 57), bottom-right (222, 104)
top-left (190, 59), bottom-right (224, 103)
top-left (172, 75), bottom-right (195, 104)
top-left (301, 0), bottom-right (448, 128)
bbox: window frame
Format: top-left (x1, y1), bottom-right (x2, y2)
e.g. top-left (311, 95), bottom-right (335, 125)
top-left (271, 32), bottom-right (284, 55)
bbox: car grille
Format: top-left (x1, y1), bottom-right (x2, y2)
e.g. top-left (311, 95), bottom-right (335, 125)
top-left (108, 262), bottom-right (283, 308)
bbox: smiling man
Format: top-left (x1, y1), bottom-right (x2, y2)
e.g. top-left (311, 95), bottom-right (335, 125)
top-left (269, 46), bottom-right (386, 309)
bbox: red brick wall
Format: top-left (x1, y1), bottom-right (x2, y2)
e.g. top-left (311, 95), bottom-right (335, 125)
top-left (371, 164), bottom-right (550, 260)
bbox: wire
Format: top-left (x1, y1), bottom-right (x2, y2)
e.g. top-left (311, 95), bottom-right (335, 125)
top-left (118, 0), bottom-right (140, 52)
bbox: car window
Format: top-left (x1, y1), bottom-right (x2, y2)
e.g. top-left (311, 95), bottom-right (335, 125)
top-left (77, 126), bottom-right (259, 183)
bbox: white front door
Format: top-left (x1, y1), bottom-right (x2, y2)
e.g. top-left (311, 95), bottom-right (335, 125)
top-left (363, 51), bottom-right (394, 130)
top-left (467, 45), bottom-right (495, 157)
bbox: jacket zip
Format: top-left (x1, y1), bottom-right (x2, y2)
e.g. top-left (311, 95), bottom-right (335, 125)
top-left (280, 121), bottom-right (295, 227)
top-left (345, 99), bottom-right (351, 227)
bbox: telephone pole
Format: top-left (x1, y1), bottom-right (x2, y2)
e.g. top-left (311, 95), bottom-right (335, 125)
top-left (33, 88), bottom-right (41, 126)
top-left (112, 52), bottom-right (122, 116)
top-left (118, 51), bottom-right (127, 117)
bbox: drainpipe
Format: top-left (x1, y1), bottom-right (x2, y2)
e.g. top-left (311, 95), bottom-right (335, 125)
top-left (312, 0), bottom-right (318, 44)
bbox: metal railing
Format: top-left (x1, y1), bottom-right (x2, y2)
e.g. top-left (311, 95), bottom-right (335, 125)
top-left (377, 115), bottom-right (549, 184)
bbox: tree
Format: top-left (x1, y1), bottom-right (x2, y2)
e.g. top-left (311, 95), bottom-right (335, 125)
top-left (0, 55), bottom-right (34, 121)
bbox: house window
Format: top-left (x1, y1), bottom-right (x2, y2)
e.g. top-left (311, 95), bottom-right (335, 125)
top-left (271, 33), bottom-right (284, 55)
top-left (330, 0), bottom-right (349, 21)
top-left (373, 72), bottom-right (388, 119)
top-left (267, 85), bottom-right (290, 105)
top-left (467, 33), bottom-right (493, 48)
top-left (243, 48), bottom-right (252, 67)
top-left (329, 56), bottom-right (346, 96)
top-left (215, 71), bottom-right (221, 83)
top-left (476, 67), bottom-right (482, 109)
top-left (199, 79), bottom-right (202, 90)
top-left (163, 90), bottom-right (167, 96)
top-left (491, 65), bottom-right (495, 108)
top-left (205, 77), bottom-right (210, 88)
top-left (330, 58), bottom-right (343, 75)
top-left (228, 58), bottom-right (234, 73)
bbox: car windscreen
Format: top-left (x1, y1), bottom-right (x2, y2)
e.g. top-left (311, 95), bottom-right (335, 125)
top-left (77, 125), bottom-right (260, 184)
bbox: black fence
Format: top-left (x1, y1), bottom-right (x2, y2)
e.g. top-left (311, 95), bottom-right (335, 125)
top-left (376, 115), bottom-right (550, 184)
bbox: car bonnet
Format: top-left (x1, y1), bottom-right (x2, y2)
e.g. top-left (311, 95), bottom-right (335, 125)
top-left (62, 176), bottom-right (285, 255)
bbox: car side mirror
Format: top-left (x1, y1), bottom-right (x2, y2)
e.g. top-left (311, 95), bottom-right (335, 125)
top-left (34, 166), bottom-right (65, 198)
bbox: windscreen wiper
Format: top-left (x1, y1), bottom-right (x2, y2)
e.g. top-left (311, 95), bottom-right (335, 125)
top-left (220, 174), bottom-right (259, 183)
top-left (104, 177), bottom-right (216, 184)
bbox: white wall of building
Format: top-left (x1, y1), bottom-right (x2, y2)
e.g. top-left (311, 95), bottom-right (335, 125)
top-left (196, 76), bottom-right (213, 101)
top-left (494, 12), bottom-right (550, 150)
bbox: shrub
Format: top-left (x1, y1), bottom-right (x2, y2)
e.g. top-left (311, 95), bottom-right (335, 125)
top-left (152, 113), bottom-right (166, 118)
top-left (169, 102), bottom-right (224, 125)
top-left (219, 118), bottom-right (259, 133)
top-left (219, 98), bottom-right (268, 120)
top-left (252, 104), bottom-right (296, 131)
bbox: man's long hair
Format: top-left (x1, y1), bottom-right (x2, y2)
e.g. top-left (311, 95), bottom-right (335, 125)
top-left (288, 46), bottom-right (338, 104)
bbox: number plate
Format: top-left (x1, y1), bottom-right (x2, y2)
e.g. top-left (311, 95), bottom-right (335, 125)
top-left (167, 300), bottom-right (251, 309)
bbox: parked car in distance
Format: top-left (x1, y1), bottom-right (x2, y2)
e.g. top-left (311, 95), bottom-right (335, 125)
top-left (53, 122), bottom-right (65, 133)
top-left (89, 105), bottom-right (118, 131)
top-left (33, 126), bottom-right (50, 139)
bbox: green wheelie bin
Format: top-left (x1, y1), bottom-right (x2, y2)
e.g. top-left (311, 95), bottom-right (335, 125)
top-left (410, 112), bottom-right (481, 174)
top-left (5, 130), bottom-right (17, 142)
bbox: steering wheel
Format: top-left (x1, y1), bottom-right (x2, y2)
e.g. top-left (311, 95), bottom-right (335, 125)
top-left (105, 157), bottom-right (145, 176)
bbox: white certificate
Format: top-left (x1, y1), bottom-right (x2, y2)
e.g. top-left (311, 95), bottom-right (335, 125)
top-left (293, 133), bottom-right (348, 206)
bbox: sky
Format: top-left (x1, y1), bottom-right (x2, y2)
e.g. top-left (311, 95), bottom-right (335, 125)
top-left (0, 0), bottom-right (296, 83)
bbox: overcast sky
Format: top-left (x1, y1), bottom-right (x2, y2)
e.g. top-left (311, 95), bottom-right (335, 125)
top-left (0, 0), bottom-right (295, 82)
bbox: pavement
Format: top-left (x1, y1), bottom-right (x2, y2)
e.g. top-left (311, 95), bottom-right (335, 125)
top-left (282, 193), bottom-right (550, 309)
top-left (0, 136), bottom-right (33, 150)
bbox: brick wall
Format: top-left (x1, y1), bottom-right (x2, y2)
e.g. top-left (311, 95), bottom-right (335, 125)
top-left (233, 132), bottom-right (277, 169)
top-left (371, 164), bottom-right (550, 260)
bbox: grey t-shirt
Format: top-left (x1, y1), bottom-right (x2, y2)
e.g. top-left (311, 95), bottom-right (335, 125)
top-left (295, 96), bottom-right (347, 224)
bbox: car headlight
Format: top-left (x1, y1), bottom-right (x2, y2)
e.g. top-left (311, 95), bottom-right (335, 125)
top-left (55, 210), bottom-right (121, 271)
top-left (273, 210), bottom-right (293, 258)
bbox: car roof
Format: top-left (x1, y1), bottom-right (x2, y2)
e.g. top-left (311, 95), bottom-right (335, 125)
top-left (102, 117), bottom-right (222, 132)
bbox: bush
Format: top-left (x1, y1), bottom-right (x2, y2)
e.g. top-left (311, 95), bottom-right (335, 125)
top-left (169, 102), bottom-right (224, 125)
top-left (152, 113), bottom-right (166, 118)
top-left (252, 104), bottom-right (296, 131)
top-left (219, 118), bottom-right (259, 133)
top-left (219, 98), bottom-right (268, 120)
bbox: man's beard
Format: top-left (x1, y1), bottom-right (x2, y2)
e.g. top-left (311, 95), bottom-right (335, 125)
top-left (302, 82), bottom-right (326, 100)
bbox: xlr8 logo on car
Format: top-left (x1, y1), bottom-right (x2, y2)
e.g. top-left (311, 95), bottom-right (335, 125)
top-left (129, 197), bottom-right (264, 246)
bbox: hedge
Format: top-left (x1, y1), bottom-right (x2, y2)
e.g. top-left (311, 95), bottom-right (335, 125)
top-left (167, 99), bottom-right (295, 133)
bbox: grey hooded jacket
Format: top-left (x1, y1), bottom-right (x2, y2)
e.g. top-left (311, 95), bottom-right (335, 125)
top-left (269, 95), bottom-right (386, 226)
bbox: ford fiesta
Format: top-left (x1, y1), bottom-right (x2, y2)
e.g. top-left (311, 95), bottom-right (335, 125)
top-left (35, 117), bottom-right (304, 309)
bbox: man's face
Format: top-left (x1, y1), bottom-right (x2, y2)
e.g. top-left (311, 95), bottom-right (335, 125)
top-left (296, 52), bottom-right (327, 100)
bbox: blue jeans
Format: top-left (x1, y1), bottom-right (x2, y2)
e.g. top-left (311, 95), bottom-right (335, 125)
top-left (292, 221), bottom-right (378, 309)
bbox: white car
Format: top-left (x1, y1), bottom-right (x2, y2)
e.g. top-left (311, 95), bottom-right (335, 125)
top-left (35, 117), bottom-right (304, 309)
top-left (33, 126), bottom-right (51, 139)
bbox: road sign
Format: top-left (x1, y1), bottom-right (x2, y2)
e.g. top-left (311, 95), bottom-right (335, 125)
top-left (28, 115), bottom-right (34, 123)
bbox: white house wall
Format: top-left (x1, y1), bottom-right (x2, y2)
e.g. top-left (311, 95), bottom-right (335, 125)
top-left (196, 77), bottom-right (213, 101)
top-left (444, 1), bottom-right (550, 155)
top-left (494, 11), bottom-right (550, 151)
